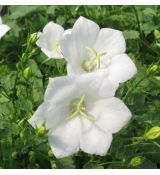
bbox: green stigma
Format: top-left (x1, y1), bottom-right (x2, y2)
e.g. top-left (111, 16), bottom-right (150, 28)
top-left (66, 95), bottom-right (93, 121)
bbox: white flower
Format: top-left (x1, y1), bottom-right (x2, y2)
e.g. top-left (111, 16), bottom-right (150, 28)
top-left (36, 22), bottom-right (71, 59)
top-left (29, 74), bottom-right (131, 158)
top-left (61, 16), bottom-right (137, 88)
top-left (0, 16), bottom-right (10, 39)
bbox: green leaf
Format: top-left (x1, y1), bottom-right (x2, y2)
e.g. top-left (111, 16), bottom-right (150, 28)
top-left (123, 30), bottom-right (140, 40)
top-left (9, 6), bottom-right (39, 19)
top-left (83, 162), bottom-right (104, 169)
top-left (59, 157), bottom-right (76, 169)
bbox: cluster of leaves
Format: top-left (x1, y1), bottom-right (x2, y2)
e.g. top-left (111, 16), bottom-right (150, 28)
top-left (0, 5), bottom-right (160, 169)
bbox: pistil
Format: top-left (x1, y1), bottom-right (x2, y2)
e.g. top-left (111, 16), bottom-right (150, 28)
top-left (66, 95), bottom-right (93, 121)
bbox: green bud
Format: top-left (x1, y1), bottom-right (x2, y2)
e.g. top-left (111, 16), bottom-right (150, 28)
top-left (16, 62), bottom-right (24, 70)
top-left (130, 156), bottom-right (144, 167)
top-left (144, 126), bottom-right (160, 140)
top-left (11, 151), bottom-right (18, 159)
top-left (29, 151), bottom-right (35, 163)
top-left (147, 64), bottom-right (159, 74)
top-left (28, 33), bottom-right (37, 44)
top-left (23, 67), bottom-right (32, 79)
top-left (29, 151), bottom-right (35, 157)
top-left (20, 130), bottom-right (25, 139)
top-left (51, 160), bottom-right (57, 169)
top-left (16, 62), bottom-right (20, 69)
top-left (48, 150), bottom-right (53, 158)
top-left (154, 29), bottom-right (160, 40)
top-left (35, 163), bottom-right (40, 168)
top-left (36, 125), bottom-right (47, 137)
top-left (21, 53), bottom-right (27, 62)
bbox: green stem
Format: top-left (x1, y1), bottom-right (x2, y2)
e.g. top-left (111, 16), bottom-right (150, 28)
top-left (132, 6), bottom-right (143, 39)
top-left (100, 161), bottom-right (124, 166)
top-left (152, 141), bottom-right (160, 148)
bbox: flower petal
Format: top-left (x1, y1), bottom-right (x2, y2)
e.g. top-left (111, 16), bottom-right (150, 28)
top-left (87, 97), bottom-right (132, 134)
top-left (61, 33), bottom-right (84, 69)
top-left (28, 102), bottom-right (47, 128)
top-left (44, 76), bottom-right (81, 102)
top-left (0, 17), bottom-right (2, 24)
top-left (67, 64), bottom-right (76, 75)
top-left (80, 118), bottom-right (112, 156)
top-left (94, 28), bottom-right (126, 57)
top-left (0, 24), bottom-right (10, 38)
top-left (29, 76), bottom-right (82, 129)
top-left (108, 54), bottom-right (137, 87)
top-left (72, 16), bottom-right (100, 47)
top-left (48, 117), bottom-right (81, 158)
top-left (41, 48), bottom-right (63, 59)
top-left (61, 16), bottom-right (100, 69)
top-left (62, 29), bottom-right (72, 37)
top-left (36, 22), bottom-right (64, 58)
top-left (28, 100), bottom-right (69, 129)
top-left (75, 70), bottom-right (116, 99)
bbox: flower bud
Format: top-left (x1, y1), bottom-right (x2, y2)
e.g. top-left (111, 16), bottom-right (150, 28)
top-left (48, 150), bottom-right (53, 158)
top-left (28, 33), bottom-right (37, 44)
top-left (130, 156), bottom-right (144, 167)
top-left (144, 126), bottom-right (160, 140)
top-left (11, 151), bottom-right (18, 159)
top-left (147, 64), bottom-right (159, 74)
top-left (29, 151), bottom-right (35, 163)
top-left (36, 125), bottom-right (47, 137)
top-left (20, 130), bottom-right (25, 139)
top-left (154, 29), bottom-right (160, 39)
top-left (23, 67), bottom-right (32, 79)
top-left (51, 160), bottom-right (57, 169)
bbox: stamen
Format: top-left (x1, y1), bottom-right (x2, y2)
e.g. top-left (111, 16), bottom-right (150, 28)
top-left (80, 111), bottom-right (93, 121)
top-left (77, 95), bottom-right (85, 111)
top-left (86, 46), bottom-right (97, 56)
top-left (81, 46), bottom-right (107, 72)
top-left (66, 111), bottom-right (79, 120)
top-left (52, 41), bottom-right (62, 54)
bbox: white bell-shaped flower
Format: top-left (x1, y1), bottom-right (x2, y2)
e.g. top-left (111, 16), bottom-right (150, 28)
top-left (29, 73), bottom-right (131, 158)
top-left (36, 22), bottom-right (71, 59)
top-left (0, 16), bottom-right (10, 39)
top-left (61, 16), bottom-right (137, 89)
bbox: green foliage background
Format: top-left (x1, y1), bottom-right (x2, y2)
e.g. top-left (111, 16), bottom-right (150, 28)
top-left (0, 5), bottom-right (160, 169)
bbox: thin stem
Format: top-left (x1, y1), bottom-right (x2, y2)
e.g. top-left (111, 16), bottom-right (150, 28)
top-left (152, 141), bottom-right (160, 148)
top-left (132, 6), bottom-right (143, 39)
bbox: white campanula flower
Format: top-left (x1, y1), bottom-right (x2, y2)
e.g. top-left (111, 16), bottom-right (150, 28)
top-left (0, 16), bottom-right (10, 39)
top-left (61, 16), bottom-right (137, 89)
top-left (29, 73), bottom-right (131, 158)
top-left (36, 22), bottom-right (71, 59)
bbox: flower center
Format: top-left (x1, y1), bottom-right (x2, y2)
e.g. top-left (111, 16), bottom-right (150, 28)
top-left (66, 95), bottom-right (93, 121)
top-left (52, 41), bottom-right (61, 54)
top-left (81, 46), bottom-right (107, 72)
